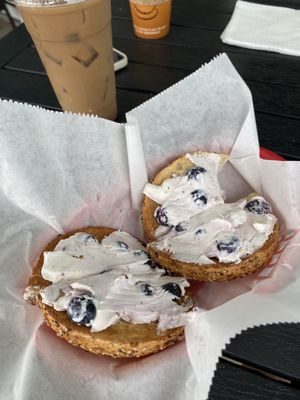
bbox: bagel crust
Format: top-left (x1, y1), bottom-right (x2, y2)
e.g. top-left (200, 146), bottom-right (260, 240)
top-left (142, 153), bottom-right (280, 282)
top-left (27, 227), bottom-right (186, 358)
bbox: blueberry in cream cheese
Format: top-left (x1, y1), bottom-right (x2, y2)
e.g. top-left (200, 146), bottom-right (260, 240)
top-left (137, 282), bottom-right (156, 296)
top-left (161, 283), bottom-right (182, 298)
top-left (134, 249), bottom-right (149, 257)
top-left (67, 296), bottom-right (97, 325)
top-left (216, 236), bottom-right (239, 254)
top-left (116, 241), bottom-right (129, 250)
top-left (191, 189), bottom-right (208, 207)
top-left (187, 166), bottom-right (207, 180)
top-left (143, 259), bottom-right (156, 269)
top-left (82, 234), bottom-right (98, 245)
top-left (175, 223), bottom-right (186, 233)
top-left (155, 206), bottom-right (169, 226)
top-left (245, 198), bottom-right (271, 215)
top-left (194, 228), bottom-right (206, 237)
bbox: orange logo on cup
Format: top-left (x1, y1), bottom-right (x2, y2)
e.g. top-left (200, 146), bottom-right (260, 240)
top-left (132, 5), bottom-right (159, 20)
top-left (129, 0), bottom-right (172, 39)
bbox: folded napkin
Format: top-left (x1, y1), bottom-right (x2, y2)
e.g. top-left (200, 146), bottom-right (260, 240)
top-left (221, 0), bottom-right (300, 56)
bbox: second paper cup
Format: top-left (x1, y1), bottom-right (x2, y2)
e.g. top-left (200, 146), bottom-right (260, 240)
top-left (129, 0), bottom-right (172, 39)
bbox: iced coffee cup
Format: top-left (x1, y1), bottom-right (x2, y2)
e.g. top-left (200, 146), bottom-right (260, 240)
top-left (129, 0), bottom-right (172, 39)
top-left (16, 0), bottom-right (117, 120)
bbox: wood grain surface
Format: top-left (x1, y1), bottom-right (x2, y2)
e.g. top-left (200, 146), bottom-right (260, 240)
top-left (210, 359), bottom-right (300, 399)
top-left (224, 323), bottom-right (300, 384)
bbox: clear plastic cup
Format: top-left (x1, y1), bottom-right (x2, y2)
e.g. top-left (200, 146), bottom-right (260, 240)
top-left (16, 0), bottom-right (118, 119)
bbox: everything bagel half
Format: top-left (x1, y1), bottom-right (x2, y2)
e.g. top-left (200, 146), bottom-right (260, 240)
top-left (25, 227), bottom-right (192, 357)
top-left (142, 152), bottom-right (279, 282)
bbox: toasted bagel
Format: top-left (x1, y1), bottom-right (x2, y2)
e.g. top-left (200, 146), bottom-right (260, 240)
top-left (26, 227), bottom-right (190, 358)
top-left (142, 152), bottom-right (279, 282)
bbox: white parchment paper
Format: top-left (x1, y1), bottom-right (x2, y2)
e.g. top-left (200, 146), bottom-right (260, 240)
top-left (1, 54), bottom-right (300, 400)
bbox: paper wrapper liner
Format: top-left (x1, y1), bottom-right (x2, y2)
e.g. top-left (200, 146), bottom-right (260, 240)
top-left (1, 54), bottom-right (300, 400)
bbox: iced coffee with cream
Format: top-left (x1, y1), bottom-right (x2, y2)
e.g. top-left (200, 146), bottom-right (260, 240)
top-left (16, 0), bottom-right (117, 120)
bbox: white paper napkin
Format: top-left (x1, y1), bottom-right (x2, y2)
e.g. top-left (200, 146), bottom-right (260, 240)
top-left (221, 0), bottom-right (300, 56)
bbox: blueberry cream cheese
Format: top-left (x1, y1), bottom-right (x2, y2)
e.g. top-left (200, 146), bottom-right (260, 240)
top-left (35, 231), bottom-right (192, 332)
top-left (24, 227), bottom-right (194, 357)
top-left (142, 151), bottom-right (279, 282)
top-left (143, 152), bottom-right (227, 228)
top-left (151, 196), bottom-right (277, 264)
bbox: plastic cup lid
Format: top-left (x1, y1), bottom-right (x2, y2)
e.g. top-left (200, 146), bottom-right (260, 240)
top-left (15, 0), bottom-right (84, 6)
top-left (129, 0), bottom-right (170, 4)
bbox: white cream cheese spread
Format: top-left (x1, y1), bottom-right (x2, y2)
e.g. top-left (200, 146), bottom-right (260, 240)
top-left (143, 153), bottom-right (225, 227)
top-left (143, 153), bottom-right (277, 264)
top-left (39, 231), bottom-right (193, 332)
top-left (152, 197), bottom-right (277, 264)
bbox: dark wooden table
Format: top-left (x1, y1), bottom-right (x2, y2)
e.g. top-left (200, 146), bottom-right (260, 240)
top-left (1, 0), bottom-right (300, 398)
